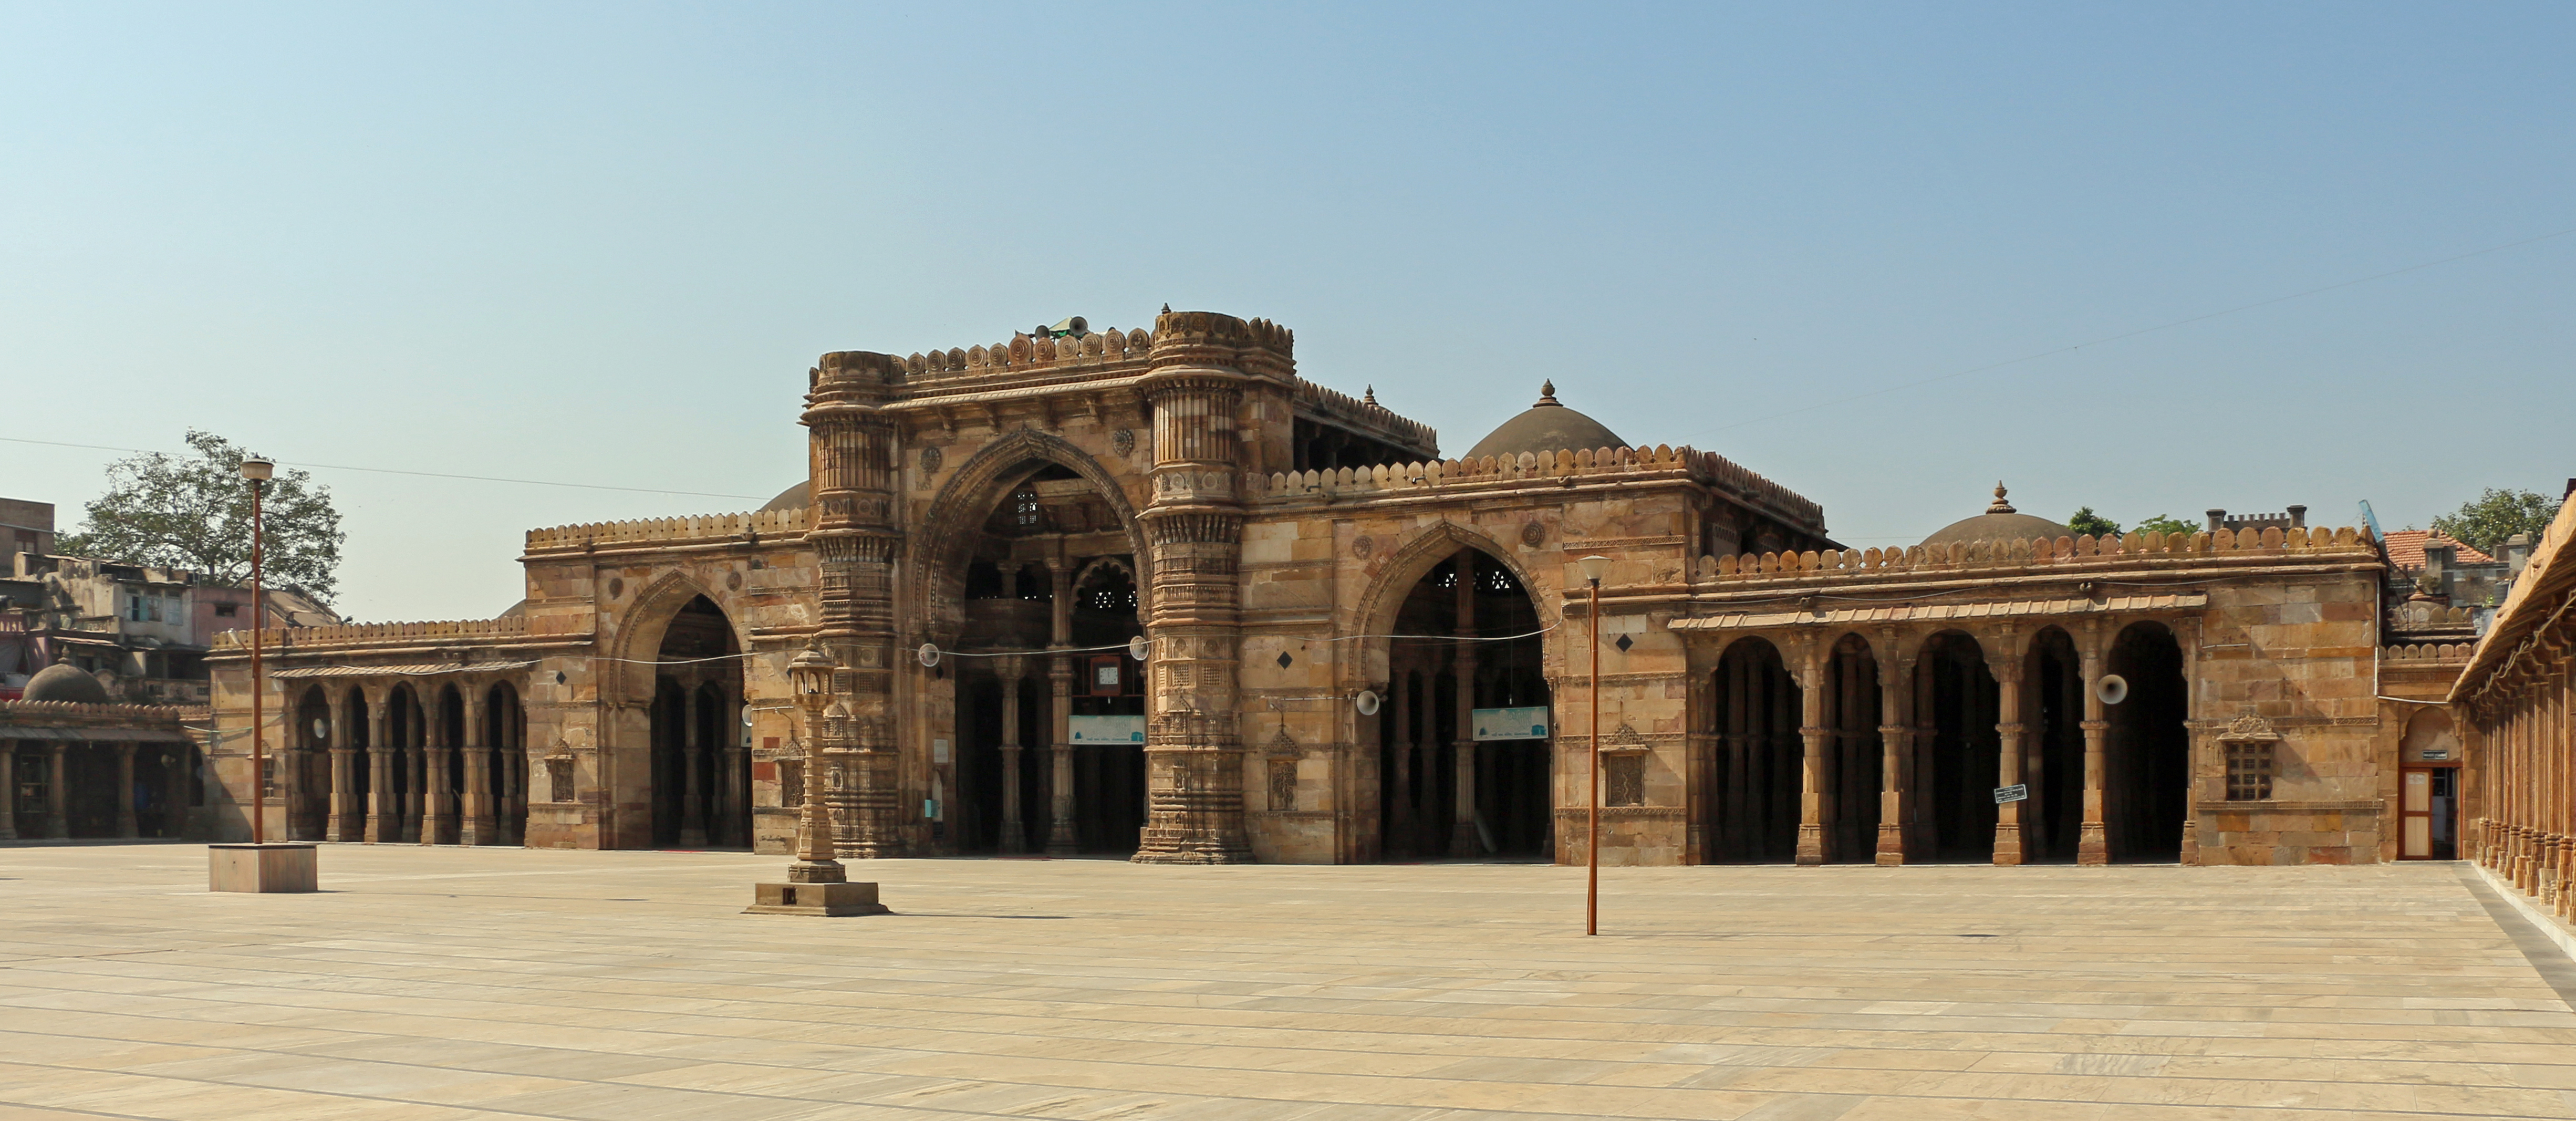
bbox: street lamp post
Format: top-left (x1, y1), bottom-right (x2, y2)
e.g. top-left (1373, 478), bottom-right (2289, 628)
top-left (240, 456), bottom-right (274, 845)
top-left (1576, 554), bottom-right (1611, 936)
top-left (207, 455), bottom-right (316, 893)
top-left (746, 642), bottom-right (888, 916)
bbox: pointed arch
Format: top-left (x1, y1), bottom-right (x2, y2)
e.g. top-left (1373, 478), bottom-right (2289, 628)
top-left (610, 572), bottom-right (743, 701)
top-left (1350, 521), bottom-right (1560, 677)
top-left (912, 428), bottom-right (1146, 645)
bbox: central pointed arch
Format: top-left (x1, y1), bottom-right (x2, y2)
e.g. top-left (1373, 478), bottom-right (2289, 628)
top-left (911, 429), bottom-right (1148, 646)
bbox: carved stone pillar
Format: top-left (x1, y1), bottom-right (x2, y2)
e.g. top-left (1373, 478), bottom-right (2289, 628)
top-left (2077, 619), bottom-right (2111, 865)
top-left (1388, 660), bottom-right (1414, 856)
top-left (114, 743), bottom-right (138, 838)
top-left (47, 743), bottom-right (68, 839)
top-left (680, 685), bottom-right (709, 847)
top-left (423, 742), bottom-right (453, 846)
top-left (1722, 653), bottom-right (1749, 860)
top-left (365, 684), bottom-right (392, 843)
top-left (996, 655), bottom-right (1027, 854)
top-left (1793, 635), bottom-right (1831, 866)
top-left (1132, 312), bottom-right (1271, 864)
top-left (1990, 632), bottom-right (2028, 867)
top-left (1874, 631), bottom-right (1914, 866)
top-left (0, 746), bottom-right (15, 841)
top-left (460, 684), bottom-right (492, 846)
top-left (1450, 547), bottom-right (1480, 857)
top-left (404, 718), bottom-right (426, 844)
top-left (804, 351), bottom-right (905, 857)
top-left (1046, 562), bottom-right (1079, 856)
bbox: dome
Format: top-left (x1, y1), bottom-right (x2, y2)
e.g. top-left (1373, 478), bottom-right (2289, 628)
top-left (1462, 382), bottom-right (1628, 461)
top-left (760, 481), bottom-right (809, 512)
top-left (1921, 483), bottom-right (2073, 547)
top-left (24, 663), bottom-right (111, 705)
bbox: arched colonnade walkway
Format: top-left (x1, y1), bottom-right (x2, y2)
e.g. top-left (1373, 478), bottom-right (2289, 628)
top-left (281, 670), bottom-right (531, 845)
top-left (1701, 619), bottom-right (2191, 865)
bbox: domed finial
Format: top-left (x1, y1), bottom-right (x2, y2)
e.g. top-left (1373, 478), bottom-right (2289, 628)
top-left (1534, 379), bottom-right (1561, 407)
top-left (1361, 385), bottom-right (1378, 407)
top-left (1987, 481), bottom-right (2016, 515)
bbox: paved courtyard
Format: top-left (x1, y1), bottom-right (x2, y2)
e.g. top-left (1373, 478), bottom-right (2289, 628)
top-left (2, 846), bottom-right (2573, 1120)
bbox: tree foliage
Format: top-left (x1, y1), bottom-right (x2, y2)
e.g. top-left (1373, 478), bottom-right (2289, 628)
top-left (2432, 487), bottom-right (2562, 556)
top-left (2133, 513), bottom-right (2199, 538)
top-left (54, 431), bottom-right (345, 601)
top-left (2066, 507), bottom-right (2121, 538)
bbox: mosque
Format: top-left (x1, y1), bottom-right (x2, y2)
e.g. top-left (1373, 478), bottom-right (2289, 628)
top-left (197, 310), bottom-right (2466, 866)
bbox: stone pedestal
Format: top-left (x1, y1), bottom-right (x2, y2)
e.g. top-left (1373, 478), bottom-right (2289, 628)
top-left (744, 880), bottom-right (890, 917)
top-left (209, 843), bottom-right (318, 894)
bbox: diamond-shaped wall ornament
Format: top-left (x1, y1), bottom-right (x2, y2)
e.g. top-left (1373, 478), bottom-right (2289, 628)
top-left (1614, 633), bottom-right (1634, 653)
top-left (1276, 650), bottom-right (1294, 669)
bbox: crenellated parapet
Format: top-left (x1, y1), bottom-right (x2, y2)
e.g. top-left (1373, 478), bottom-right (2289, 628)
top-left (524, 508), bottom-right (808, 554)
top-left (0, 699), bottom-right (209, 722)
top-left (1146, 310), bottom-right (1294, 381)
top-left (2385, 642), bottom-right (2475, 664)
top-left (1249, 443), bottom-right (1825, 532)
top-left (1695, 524), bottom-right (2377, 585)
top-left (209, 613), bottom-right (590, 652)
top-left (1293, 379), bottom-right (1437, 456)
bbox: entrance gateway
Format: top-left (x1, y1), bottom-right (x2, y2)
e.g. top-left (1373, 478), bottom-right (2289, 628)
top-left (203, 310), bottom-right (2442, 867)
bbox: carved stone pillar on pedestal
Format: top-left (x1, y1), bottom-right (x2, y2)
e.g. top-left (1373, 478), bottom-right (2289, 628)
top-left (47, 743), bottom-right (68, 839)
top-left (1990, 630), bottom-right (2028, 867)
top-left (803, 350), bottom-right (905, 858)
top-left (460, 684), bottom-right (493, 846)
top-left (1046, 562), bottom-right (1081, 856)
top-left (1450, 547), bottom-right (1480, 857)
top-left (365, 684), bottom-right (392, 843)
top-left (680, 685), bottom-right (709, 847)
top-left (2077, 618), bottom-right (2111, 865)
top-left (115, 743), bottom-right (138, 838)
top-left (1793, 635), bottom-right (1832, 866)
top-left (1874, 630), bottom-right (1914, 866)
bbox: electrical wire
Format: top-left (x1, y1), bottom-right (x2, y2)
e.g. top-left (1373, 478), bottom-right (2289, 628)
top-left (1675, 223), bottom-right (2576, 442)
top-left (0, 435), bottom-right (765, 501)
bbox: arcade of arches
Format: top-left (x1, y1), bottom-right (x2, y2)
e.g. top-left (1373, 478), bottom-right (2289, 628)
top-left (280, 675), bottom-right (529, 846)
top-left (1704, 622), bottom-right (2189, 866)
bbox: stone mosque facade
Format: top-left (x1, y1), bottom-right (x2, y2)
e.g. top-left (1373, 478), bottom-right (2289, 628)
top-left (200, 310), bottom-right (2468, 867)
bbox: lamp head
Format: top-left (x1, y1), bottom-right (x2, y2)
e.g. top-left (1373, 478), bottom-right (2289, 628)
top-left (1576, 555), bottom-right (1612, 585)
top-left (238, 457), bottom-right (275, 482)
top-left (788, 644), bottom-right (835, 695)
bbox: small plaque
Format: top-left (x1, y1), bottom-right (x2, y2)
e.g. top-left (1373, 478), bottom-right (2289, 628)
top-left (1993, 784), bottom-right (2029, 804)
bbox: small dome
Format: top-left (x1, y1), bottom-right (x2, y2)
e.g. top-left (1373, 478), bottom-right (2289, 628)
top-left (24, 663), bottom-right (111, 704)
top-left (1462, 381), bottom-right (1628, 462)
top-left (759, 481), bottom-right (809, 512)
top-left (1921, 483), bottom-right (2073, 547)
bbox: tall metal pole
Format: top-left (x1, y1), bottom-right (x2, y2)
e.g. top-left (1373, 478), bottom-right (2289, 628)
top-left (1586, 575), bottom-right (1601, 937)
top-left (248, 475), bottom-right (266, 845)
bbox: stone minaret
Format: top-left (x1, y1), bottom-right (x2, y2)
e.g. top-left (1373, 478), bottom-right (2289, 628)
top-left (1131, 312), bottom-right (1293, 862)
top-left (804, 351), bottom-right (905, 857)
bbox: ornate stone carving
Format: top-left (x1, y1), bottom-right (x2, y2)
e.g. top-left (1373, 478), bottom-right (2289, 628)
top-left (920, 446), bottom-right (942, 475)
top-left (1351, 535), bottom-right (1375, 559)
top-left (1112, 428), bottom-right (1135, 456)
top-left (2220, 711), bottom-right (2282, 742)
top-left (1520, 521), bottom-right (1546, 547)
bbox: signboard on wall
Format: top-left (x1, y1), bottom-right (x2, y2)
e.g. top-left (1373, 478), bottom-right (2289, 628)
top-left (1471, 707), bottom-right (1551, 741)
top-left (1069, 715), bottom-right (1147, 745)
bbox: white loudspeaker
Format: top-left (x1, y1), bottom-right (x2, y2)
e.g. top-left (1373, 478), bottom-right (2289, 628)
top-left (1355, 690), bottom-right (1382, 716)
top-left (917, 642), bottom-right (941, 668)
top-left (2095, 674), bottom-right (2128, 705)
top-left (1128, 635), bottom-right (1150, 661)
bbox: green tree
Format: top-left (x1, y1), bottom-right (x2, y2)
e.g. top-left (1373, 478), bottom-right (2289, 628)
top-left (55, 430), bottom-right (345, 602)
top-left (2067, 506), bottom-right (2121, 538)
top-left (2432, 487), bottom-right (2562, 556)
top-left (2133, 513), bottom-right (2199, 538)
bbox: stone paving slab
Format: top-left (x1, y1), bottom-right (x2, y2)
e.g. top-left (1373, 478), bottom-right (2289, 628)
top-left (1, 845), bottom-right (2572, 1119)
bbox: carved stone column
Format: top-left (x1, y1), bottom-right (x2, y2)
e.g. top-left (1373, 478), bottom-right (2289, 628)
top-left (1793, 634), bottom-right (1831, 866)
top-left (680, 684), bottom-right (709, 847)
top-left (804, 350), bottom-right (905, 857)
top-left (365, 684), bottom-right (392, 843)
top-left (47, 743), bottom-right (68, 838)
top-left (1046, 562), bottom-right (1080, 856)
top-left (996, 655), bottom-right (1027, 853)
top-left (1132, 312), bottom-right (1274, 864)
top-left (114, 743), bottom-right (138, 838)
top-left (1450, 547), bottom-right (1480, 857)
top-left (1874, 631), bottom-right (1914, 866)
top-left (423, 741), bottom-right (452, 846)
top-left (2077, 618), bottom-right (2112, 865)
top-left (1388, 659), bottom-right (1414, 856)
top-left (0, 746), bottom-right (15, 840)
top-left (1990, 630), bottom-right (2028, 866)
top-left (460, 684), bottom-right (492, 845)
top-left (1721, 653), bottom-right (1749, 860)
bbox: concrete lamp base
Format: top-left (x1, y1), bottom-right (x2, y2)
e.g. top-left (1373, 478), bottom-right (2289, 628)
top-left (745, 880), bottom-right (890, 917)
top-left (209, 843), bottom-right (318, 894)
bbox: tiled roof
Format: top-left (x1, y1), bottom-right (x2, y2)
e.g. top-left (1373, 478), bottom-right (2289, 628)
top-left (2384, 530), bottom-right (2495, 571)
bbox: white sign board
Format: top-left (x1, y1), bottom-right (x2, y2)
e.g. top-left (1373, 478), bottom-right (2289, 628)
top-left (1993, 783), bottom-right (2029, 804)
top-left (1069, 715), bottom-right (1147, 745)
top-left (1471, 707), bottom-right (1551, 741)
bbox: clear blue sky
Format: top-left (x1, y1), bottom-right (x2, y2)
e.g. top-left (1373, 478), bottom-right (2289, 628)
top-left (5, 3), bottom-right (2569, 621)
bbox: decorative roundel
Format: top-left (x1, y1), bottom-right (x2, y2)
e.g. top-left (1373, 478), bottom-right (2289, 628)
top-left (1351, 535), bottom-right (1375, 559)
top-left (1112, 428), bottom-right (1136, 456)
top-left (607, 577), bottom-right (625, 598)
top-left (920, 446), bottom-right (942, 475)
top-left (1520, 521), bottom-right (1546, 547)
top-left (726, 570), bottom-right (744, 591)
